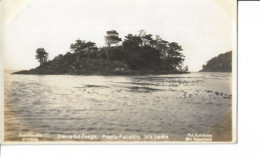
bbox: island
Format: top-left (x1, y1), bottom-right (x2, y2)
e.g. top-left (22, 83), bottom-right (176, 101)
top-left (14, 30), bottom-right (189, 75)
top-left (200, 51), bottom-right (232, 72)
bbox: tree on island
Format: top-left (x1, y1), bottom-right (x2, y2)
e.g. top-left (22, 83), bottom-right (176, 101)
top-left (200, 51), bottom-right (232, 72)
top-left (123, 34), bottom-right (142, 49)
top-left (162, 42), bottom-right (184, 70)
top-left (104, 30), bottom-right (122, 60)
top-left (16, 29), bottom-right (188, 75)
top-left (138, 30), bottom-right (155, 47)
top-left (70, 39), bottom-right (98, 54)
top-left (35, 48), bottom-right (48, 66)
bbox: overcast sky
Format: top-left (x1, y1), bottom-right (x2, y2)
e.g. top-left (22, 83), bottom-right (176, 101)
top-left (1, 0), bottom-right (236, 71)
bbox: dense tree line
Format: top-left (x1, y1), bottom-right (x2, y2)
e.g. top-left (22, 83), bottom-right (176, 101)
top-left (200, 51), bottom-right (232, 72)
top-left (35, 30), bottom-right (187, 73)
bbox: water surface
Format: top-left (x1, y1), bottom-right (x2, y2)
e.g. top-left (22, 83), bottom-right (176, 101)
top-left (4, 71), bottom-right (232, 141)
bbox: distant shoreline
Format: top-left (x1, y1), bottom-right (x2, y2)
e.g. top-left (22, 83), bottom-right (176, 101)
top-left (12, 70), bottom-right (190, 76)
top-left (199, 51), bottom-right (232, 72)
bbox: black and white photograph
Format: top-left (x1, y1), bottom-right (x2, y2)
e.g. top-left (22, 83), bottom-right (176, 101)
top-left (1, 0), bottom-right (237, 143)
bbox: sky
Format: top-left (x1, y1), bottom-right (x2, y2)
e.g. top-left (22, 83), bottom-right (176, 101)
top-left (1, 0), bottom-right (236, 71)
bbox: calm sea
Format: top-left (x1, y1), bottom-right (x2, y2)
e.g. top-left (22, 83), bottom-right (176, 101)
top-left (4, 71), bottom-right (232, 141)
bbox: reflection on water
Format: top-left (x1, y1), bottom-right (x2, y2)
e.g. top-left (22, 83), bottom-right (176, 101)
top-left (4, 71), bottom-right (232, 141)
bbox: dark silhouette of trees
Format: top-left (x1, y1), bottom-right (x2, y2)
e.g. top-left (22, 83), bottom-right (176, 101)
top-left (104, 30), bottom-right (185, 71)
top-left (184, 66), bottom-right (189, 72)
top-left (105, 30), bottom-right (122, 47)
top-left (104, 30), bottom-right (122, 60)
top-left (31, 30), bottom-right (187, 74)
top-left (200, 51), bottom-right (232, 72)
top-left (35, 48), bottom-right (48, 66)
top-left (70, 39), bottom-right (98, 54)
top-left (70, 39), bottom-right (85, 54)
top-left (85, 41), bottom-right (98, 52)
top-left (161, 42), bottom-right (184, 70)
top-left (123, 34), bottom-right (142, 49)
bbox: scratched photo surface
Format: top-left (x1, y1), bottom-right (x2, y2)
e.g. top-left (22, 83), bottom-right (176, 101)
top-left (1, 0), bottom-right (236, 143)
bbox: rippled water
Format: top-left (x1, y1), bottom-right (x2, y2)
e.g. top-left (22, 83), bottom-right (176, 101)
top-left (4, 71), bottom-right (232, 142)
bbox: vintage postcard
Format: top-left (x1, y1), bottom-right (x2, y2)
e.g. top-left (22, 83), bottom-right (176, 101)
top-left (0, 0), bottom-right (237, 144)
